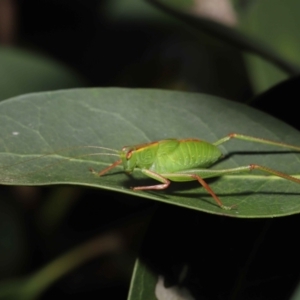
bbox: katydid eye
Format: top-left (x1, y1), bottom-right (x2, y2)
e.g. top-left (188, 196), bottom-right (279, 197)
top-left (126, 150), bottom-right (132, 160)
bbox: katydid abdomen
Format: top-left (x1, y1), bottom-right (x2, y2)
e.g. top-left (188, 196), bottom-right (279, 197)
top-left (138, 139), bottom-right (223, 173)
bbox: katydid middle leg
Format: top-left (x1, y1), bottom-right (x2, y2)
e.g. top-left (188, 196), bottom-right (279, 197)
top-left (132, 169), bottom-right (236, 210)
top-left (131, 168), bottom-right (171, 190)
top-left (130, 169), bottom-right (231, 209)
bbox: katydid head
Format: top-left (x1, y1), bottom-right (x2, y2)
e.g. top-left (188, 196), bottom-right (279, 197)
top-left (120, 146), bottom-right (137, 172)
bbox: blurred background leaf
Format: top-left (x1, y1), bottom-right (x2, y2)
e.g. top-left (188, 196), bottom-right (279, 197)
top-left (237, 0), bottom-right (300, 92)
top-left (0, 47), bottom-right (85, 101)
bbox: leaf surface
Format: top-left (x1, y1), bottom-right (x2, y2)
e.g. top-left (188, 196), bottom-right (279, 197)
top-left (1, 88), bottom-right (300, 217)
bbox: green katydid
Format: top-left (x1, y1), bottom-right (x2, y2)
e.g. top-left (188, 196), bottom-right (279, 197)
top-left (89, 133), bottom-right (300, 210)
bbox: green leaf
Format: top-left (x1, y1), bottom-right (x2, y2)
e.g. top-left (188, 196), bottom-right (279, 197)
top-left (1, 88), bottom-right (300, 217)
top-left (128, 259), bottom-right (195, 300)
top-left (127, 259), bottom-right (157, 300)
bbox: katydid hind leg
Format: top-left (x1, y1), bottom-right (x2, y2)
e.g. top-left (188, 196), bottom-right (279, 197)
top-left (192, 174), bottom-right (234, 210)
top-left (249, 164), bottom-right (300, 184)
top-left (189, 164), bottom-right (300, 184)
top-left (180, 164), bottom-right (300, 208)
top-left (213, 133), bottom-right (300, 152)
top-left (164, 161), bottom-right (300, 209)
